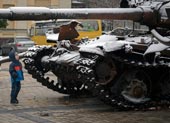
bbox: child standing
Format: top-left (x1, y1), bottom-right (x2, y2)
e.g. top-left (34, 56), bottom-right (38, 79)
top-left (9, 49), bottom-right (24, 104)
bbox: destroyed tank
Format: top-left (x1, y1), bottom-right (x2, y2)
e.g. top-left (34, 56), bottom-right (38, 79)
top-left (1, 0), bottom-right (170, 110)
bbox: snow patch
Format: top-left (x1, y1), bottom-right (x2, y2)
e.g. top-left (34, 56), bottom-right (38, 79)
top-left (79, 47), bottom-right (104, 56)
top-left (46, 32), bottom-right (59, 42)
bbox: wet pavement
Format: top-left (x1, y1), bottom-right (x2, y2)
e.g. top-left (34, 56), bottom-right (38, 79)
top-left (0, 62), bottom-right (170, 123)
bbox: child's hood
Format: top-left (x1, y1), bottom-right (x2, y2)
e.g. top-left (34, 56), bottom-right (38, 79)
top-left (9, 49), bottom-right (18, 63)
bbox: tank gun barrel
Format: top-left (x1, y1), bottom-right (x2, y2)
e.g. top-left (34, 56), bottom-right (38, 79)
top-left (51, 8), bottom-right (146, 21)
top-left (0, 52), bottom-right (25, 65)
top-left (0, 0), bottom-right (169, 28)
top-left (0, 7), bottom-right (154, 24)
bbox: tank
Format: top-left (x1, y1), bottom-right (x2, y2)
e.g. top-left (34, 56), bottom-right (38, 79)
top-left (1, 0), bottom-right (170, 110)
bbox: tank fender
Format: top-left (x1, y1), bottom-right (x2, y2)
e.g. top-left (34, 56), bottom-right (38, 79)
top-left (144, 42), bottom-right (169, 55)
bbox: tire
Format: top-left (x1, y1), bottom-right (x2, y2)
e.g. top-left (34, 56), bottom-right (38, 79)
top-left (2, 47), bottom-right (12, 56)
top-left (2, 47), bottom-right (7, 56)
top-left (0, 48), bottom-right (2, 56)
top-left (0, 47), bottom-right (6, 56)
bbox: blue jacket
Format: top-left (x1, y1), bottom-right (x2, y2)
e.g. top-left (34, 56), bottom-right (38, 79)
top-left (9, 49), bottom-right (24, 82)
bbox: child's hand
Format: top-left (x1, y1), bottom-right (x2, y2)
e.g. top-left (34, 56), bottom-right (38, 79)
top-left (12, 71), bottom-right (18, 78)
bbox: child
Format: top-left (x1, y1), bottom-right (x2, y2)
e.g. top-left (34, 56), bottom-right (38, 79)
top-left (9, 49), bottom-right (24, 104)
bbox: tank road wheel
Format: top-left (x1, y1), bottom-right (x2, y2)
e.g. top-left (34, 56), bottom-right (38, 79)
top-left (23, 46), bottom-right (54, 76)
top-left (112, 69), bottom-right (151, 109)
top-left (95, 58), bottom-right (117, 85)
top-left (121, 79), bottom-right (149, 104)
top-left (33, 48), bottom-right (54, 73)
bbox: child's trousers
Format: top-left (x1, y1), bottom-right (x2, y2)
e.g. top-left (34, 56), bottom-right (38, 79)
top-left (11, 81), bottom-right (21, 102)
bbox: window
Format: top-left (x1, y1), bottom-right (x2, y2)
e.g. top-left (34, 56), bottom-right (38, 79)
top-left (7, 38), bottom-right (14, 43)
top-left (35, 21), bottom-right (56, 35)
top-left (16, 38), bottom-right (31, 42)
top-left (76, 21), bottom-right (99, 32)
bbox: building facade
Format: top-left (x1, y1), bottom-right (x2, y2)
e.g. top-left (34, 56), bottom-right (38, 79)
top-left (0, 0), bottom-right (71, 37)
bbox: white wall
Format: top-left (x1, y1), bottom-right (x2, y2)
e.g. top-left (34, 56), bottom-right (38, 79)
top-left (59, 0), bottom-right (71, 8)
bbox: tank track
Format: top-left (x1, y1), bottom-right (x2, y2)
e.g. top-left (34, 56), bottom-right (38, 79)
top-left (23, 46), bottom-right (93, 95)
top-left (73, 54), bottom-right (101, 91)
top-left (23, 45), bottom-right (170, 110)
top-left (93, 54), bottom-right (170, 111)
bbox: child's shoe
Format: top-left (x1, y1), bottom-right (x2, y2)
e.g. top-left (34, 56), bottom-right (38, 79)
top-left (10, 100), bottom-right (18, 104)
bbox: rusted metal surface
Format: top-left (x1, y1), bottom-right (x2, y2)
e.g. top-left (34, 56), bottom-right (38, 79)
top-left (58, 21), bottom-right (80, 41)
